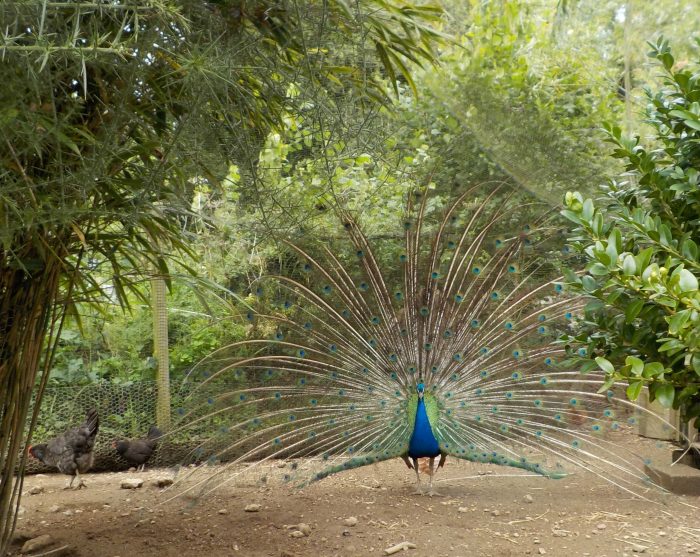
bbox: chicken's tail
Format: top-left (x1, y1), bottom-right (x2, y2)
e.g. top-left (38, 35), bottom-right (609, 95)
top-left (83, 408), bottom-right (99, 440)
top-left (147, 425), bottom-right (163, 441)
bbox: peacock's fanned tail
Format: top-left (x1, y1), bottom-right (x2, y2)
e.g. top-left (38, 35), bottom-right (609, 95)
top-left (171, 184), bottom-right (682, 501)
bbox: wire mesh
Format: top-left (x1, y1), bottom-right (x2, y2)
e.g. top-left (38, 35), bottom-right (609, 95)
top-left (26, 381), bottom-right (187, 474)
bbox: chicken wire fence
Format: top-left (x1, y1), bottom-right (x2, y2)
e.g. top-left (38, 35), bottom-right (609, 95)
top-left (25, 381), bottom-right (207, 475)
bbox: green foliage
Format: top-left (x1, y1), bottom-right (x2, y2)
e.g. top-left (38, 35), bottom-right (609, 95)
top-left (48, 277), bottom-right (252, 386)
top-left (562, 38), bottom-right (700, 421)
top-left (414, 0), bottom-right (622, 204)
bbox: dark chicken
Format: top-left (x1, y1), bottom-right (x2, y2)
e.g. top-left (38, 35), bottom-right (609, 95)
top-left (28, 408), bottom-right (99, 489)
top-left (113, 425), bottom-right (162, 471)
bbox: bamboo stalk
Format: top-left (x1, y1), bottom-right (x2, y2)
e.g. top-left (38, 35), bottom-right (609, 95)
top-left (0, 244), bottom-right (64, 556)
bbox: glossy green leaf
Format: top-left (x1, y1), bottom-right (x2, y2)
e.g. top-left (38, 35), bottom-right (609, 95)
top-left (626, 381), bottom-right (643, 401)
top-left (654, 383), bottom-right (675, 408)
top-left (595, 357), bottom-right (614, 374)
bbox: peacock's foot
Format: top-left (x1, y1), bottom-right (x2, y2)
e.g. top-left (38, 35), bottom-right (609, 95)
top-left (412, 487), bottom-right (424, 495)
top-left (426, 489), bottom-right (442, 497)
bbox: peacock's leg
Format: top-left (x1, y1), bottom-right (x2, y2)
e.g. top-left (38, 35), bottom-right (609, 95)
top-left (74, 472), bottom-right (86, 489)
top-left (411, 457), bottom-right (422, 495)
top-left (427, 456), bottom-right (442, 497)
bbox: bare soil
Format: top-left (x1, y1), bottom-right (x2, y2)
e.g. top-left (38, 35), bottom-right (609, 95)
top-left (10, 456), bottom-right (700, 557)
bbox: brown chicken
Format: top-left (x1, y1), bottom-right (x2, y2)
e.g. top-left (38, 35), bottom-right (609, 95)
top-left (28, 408), bottom-right (99, 489)
top-left (113, 425), bottom-right (162, 471)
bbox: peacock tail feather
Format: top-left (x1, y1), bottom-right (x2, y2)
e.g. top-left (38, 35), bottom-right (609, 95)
top-left (170, 183), bottom-right (683, 500)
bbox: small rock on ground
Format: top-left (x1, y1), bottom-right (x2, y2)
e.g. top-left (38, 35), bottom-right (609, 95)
top-left (28, 486), bottom-right (44, 495)
top-left (343, 516), bottom-right (358, 527)
top-left (20, 534), bottom-right (53, 554)
top-left (244, 504), bottom-right (261, 512)
top-left (120, 479), bottom-right (143, 489)
top-left (153, 477), bottom-right (173, 488)
top-left (297, 523), bottom-right (311, 536)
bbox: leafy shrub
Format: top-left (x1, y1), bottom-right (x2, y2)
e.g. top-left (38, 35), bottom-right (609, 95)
top-left (562, 38), bottom-right (700, 424)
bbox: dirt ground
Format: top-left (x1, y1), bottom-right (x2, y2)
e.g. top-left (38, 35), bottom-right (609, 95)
top-left (10, 456), bottom-right (700, 557)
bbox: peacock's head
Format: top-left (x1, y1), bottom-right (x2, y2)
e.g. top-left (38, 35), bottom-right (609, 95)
top-left (416, 382), bottom-right (425, 399)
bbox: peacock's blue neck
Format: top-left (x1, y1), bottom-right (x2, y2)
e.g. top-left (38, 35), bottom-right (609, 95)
top-left (408, 398), bottom-right (440, 458)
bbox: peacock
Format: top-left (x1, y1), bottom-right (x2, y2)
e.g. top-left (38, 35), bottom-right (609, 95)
top-left (171, 183), bottom-right (683, 500)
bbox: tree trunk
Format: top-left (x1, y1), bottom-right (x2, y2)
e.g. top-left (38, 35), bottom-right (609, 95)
top-left (0, 257), bottom-right (63, 556)
top-left (151, 276), bottom-right (171, 430)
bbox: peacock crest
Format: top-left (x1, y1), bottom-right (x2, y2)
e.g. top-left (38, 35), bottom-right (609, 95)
top-left (171, 184), bottom-right (681, 500)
